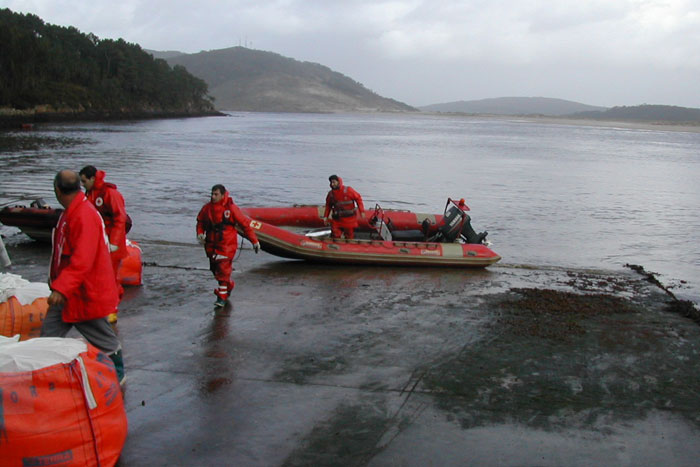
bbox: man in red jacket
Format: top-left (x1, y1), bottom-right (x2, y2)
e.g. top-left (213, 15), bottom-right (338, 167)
top-left (197, 184), bottom-right (261, 307)
top-left (79, 165), bottom-right (128, 323)
top-left (42, 170), bottom-right (125, 385)
top-left (323, 175), bottom-right (366, 239)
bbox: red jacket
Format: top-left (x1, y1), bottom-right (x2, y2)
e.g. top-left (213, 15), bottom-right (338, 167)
top-left (85, 170), bottom-right (128, 260)
top-left (324, 177), bottom-right (365, 222)
top-left (196, 191), bottom-right (259, 258)
top-left (50, 192), bottom-right (119, 322)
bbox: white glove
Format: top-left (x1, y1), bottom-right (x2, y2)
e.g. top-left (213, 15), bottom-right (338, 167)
top-left (253, 242), bottom-right (260, 253)
top-left (197, 233), bottom-right (206, 245)
top-left (109, 244), bottom-right (119, 252)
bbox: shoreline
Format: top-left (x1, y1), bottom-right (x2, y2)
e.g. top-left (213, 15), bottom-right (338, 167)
top-left (3, 107), bottom-right (699, 133)
top-left (514, 114), bottom-right (700, 133)
top-left (0, 109), bottom-right (227, 130)
top-left (418, 111), bottom-right (700, 133)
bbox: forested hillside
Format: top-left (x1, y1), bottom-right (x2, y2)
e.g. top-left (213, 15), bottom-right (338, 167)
top-left (0, 8), bottom-right (216, 125)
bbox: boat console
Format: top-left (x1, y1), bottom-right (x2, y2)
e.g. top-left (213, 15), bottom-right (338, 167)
top-left (369, 204), bottom-right (428, 242)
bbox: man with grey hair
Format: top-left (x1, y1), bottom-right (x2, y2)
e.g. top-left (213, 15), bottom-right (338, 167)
top-left (42, 170), bottom-right (125, 385)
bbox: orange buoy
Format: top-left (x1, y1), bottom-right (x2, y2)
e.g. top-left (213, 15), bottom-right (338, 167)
top-left (0, 337), bottom-right (128, 465)
top-left (0, 296), bottom-right (47, 340)
top-left (117, 239), bottom-right (143, 286)
top-left (0, 273), bottom-right (50, 340)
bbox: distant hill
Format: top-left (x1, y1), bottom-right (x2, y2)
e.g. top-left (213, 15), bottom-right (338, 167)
top-left (420, 97), bottom-right (607, 116)
top-left (163, 46), bottom-right (416, 113)
top-left (571, 104), bottom-right (700, 122)
top-left (146, 49), bottom-right (185, 60)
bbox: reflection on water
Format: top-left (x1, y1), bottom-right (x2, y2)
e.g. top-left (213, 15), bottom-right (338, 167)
top-left (1, 113), bottom-right (698, 304)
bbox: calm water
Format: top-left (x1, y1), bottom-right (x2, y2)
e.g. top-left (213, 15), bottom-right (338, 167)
top-left (1, 112), bottom-right (699, 304)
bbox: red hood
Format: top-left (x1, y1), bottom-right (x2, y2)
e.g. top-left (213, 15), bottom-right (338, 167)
top-left (209, 190), bottom-right (232, 213)
top-left (216, 190), bottom-right (231, 205)
top-left (331, 177), bottom-right (345, 190)
top-left (93, 170), bottom-right (107, 190)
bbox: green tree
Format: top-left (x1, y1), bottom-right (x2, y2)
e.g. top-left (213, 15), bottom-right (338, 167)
top-left (0, 8), bottom-right (215, 114)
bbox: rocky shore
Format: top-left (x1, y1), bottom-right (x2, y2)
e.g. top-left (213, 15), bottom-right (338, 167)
top-left (5, 106), bottom-right (699, 133)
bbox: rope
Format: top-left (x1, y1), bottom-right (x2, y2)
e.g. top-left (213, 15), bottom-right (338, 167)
top-left (234, 236), bottom-right (244, 261)
top-left (142, 261), bottom-right (208, 271)
top-left (141, 237), bottom-right (247, 270)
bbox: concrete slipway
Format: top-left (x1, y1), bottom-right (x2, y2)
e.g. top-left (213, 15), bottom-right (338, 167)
top-left (5, 239), bottom-right (700, 466)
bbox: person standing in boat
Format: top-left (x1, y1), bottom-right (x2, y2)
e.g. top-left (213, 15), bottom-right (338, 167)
top-left (322, 175), bottom-right (366, 239)
top-left (79, 165), bottom-right (128, 324)
top-left (196, 184), bottom-right (261, 308)
top-left (43, 170), bottom-right (125, 385)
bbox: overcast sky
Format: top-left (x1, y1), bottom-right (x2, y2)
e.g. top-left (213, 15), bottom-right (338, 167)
top-left (4, 0), bottom-right (700, 108)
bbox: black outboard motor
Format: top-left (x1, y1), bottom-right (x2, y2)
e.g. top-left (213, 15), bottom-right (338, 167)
top-left (460, 215), bottom-right (488, 244)
top-left (426, 203), bottom-right (465, 243)
top-left (427, 198), bottom-right (488, 244)
top-left (438, 204), bottom-right (466, 242)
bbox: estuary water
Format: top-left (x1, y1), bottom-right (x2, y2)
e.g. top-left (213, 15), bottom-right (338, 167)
top-left (1, 112), bottom-right (699, 304)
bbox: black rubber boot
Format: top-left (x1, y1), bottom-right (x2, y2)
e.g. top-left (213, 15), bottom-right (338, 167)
top-left (109, 349), bottom-right (126, 386)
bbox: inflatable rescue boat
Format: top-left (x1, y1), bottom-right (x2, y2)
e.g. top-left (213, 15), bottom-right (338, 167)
top-left (0, 199), bottom-right (132, 242)
top-left (0, 202), bottom-right (61, 241)
top-left (240, 220), bottom-right (500, 267)
top-left (242, 205), bottom-right (443, 234)
top-left (1, 199), bottom-right (142, 285)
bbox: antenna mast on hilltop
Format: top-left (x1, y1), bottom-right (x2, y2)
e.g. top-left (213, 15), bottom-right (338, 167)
top-left (238, 36), bottom-right (253, 48)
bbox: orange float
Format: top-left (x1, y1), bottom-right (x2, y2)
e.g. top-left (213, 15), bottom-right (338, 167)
top-left (0, 337), bottom-right (128, 466)
top-left (117, 240), bottom-right (143, 286)
top-left (0, 296), bottom-right (47, 340)
top-left (0, 274), bottom-right (50, 340)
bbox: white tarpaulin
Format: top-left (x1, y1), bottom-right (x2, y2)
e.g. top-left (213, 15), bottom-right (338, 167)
top-left (0, 335), bottom-right (87, 372)
top-left (0, 272), bottom-right (50, 304)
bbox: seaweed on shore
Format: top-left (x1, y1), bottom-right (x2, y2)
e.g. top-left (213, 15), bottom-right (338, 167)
top-left (666, 299), bottom-right (700, 325)
top-left (421, 286), bottom-right (700, 431)
top-left (493, 287), bottom-right (638, 341)
top-left (625, 263), bottom-right (700, 325)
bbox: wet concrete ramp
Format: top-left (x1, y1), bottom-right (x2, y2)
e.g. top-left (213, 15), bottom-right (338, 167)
top-left (4, 241), bottom-right (700, 465)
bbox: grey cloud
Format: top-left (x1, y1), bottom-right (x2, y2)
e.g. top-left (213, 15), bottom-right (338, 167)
top-left (4, 0), bottom-right (700, 107)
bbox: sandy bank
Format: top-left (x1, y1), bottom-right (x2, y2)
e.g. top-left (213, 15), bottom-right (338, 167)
top-left (421, 111), bottom-right (700, 133)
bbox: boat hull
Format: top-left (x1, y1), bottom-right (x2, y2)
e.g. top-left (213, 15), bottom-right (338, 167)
top-left (0, 207), bottom-right (62, 241)
top-left (0, 205), bottom-right (132, 242)
top-left (242, 220), bottom-right (500, 267)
